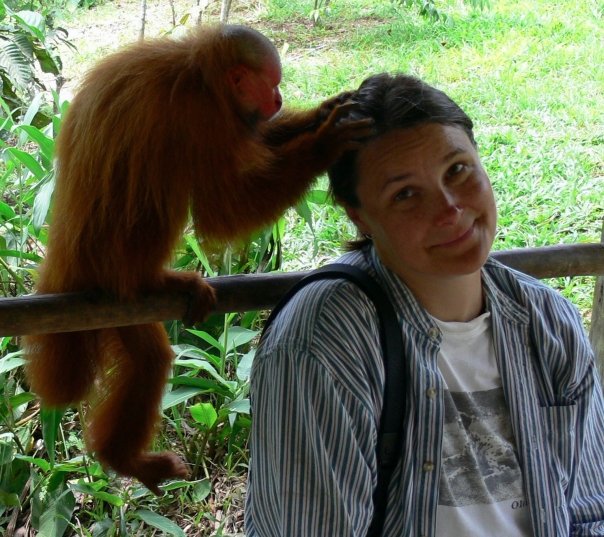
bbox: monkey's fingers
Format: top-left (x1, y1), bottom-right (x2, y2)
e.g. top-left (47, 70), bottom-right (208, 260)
top-left (326, 101), bottom-right (359, 123)
top-left (329, 117), bottom-right (375, 142)
top-left (318, 91), bottom-right (357, 120)
top-left (316, 118), bottom-right (375, 160)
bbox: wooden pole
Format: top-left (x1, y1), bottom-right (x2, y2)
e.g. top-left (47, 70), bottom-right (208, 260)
top-left (0, 243), bottom-right (603, 337)
top-left (590, 219), bottom-right (604, 378)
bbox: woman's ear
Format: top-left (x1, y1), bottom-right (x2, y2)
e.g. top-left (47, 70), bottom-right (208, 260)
top-left (344, 205), bottom-right (371, 237)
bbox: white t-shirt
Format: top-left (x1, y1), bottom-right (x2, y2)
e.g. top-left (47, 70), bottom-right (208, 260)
top-left (433, 312), bottom-right (533, 537)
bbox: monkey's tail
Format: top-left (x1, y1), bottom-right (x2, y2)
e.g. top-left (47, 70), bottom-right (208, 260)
top-left (24, 330), bottom-right (101, 407)
top-left (86, 324), bottom-right (188, 494)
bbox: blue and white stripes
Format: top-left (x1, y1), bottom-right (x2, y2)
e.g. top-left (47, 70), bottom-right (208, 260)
top-left (245, 246), bottom-right (604, 536)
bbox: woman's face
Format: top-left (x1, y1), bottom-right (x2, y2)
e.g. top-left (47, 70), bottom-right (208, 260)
top-left (345, 123), bottom-right (497, 286)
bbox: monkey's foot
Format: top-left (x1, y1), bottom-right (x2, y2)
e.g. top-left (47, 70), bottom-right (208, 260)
top-left (182, 279), bottom-right (217, 326)
top-left (129, 451), bottom-right (190, 495)
top-left (163, 271), bottom-right (217, 326)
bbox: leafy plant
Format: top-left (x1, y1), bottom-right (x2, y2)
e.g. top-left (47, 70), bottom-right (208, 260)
top-left (0, 92), bottom-right (62, 297)
top-left (0, 0), bottom-right (71, 126)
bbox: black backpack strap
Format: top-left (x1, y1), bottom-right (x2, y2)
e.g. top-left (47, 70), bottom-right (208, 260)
top-left (261, 263), bottom-right (406, 536)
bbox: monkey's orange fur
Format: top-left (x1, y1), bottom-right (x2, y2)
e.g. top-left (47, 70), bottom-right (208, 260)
top-left (23, 24), bottom-right (370, 493)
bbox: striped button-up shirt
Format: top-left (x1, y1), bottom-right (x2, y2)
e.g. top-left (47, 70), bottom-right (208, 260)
top-left (245, 246), bottom-right (604, 536)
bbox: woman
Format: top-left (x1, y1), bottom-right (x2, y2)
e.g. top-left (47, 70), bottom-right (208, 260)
top-left (245, 73), bottom-right (604, 536)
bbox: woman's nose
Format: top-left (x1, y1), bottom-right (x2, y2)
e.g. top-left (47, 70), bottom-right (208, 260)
top-left (433, 188), bottom-right (462, 226)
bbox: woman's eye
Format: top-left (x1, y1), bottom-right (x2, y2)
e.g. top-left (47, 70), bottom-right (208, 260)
top-left (448, 162), bottom-right (466, 176)
top-left (447, 162), bottom-right (473, 183)
top-left (394, 188), bottom-right (414, 202)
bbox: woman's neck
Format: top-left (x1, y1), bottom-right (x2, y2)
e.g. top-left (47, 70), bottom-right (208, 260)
top-left (402, 271), bottom-right (484, 322)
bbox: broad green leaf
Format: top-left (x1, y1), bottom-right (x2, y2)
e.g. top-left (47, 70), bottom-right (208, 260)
top-left (0, 440), bottom-right (15, 464)
top-left (41, 406), bottom-right (65, 467)
top-left (162, 385), bottom-right (203, 410)
top-left (168, 376), bottom-right (234, 397)
top-left (0, 491), bottom-right (20, 507)
top-left (184, 235), bottom-right (216, 277)
top-left (32, 177), bottom-right (55, 229)
top-left (190, 402), bottom-right (217, 428)
top-left (187, 328), bottom-right (224, 353)
top-left (14, 455), bottom-right (51, 472)
top-left (0, 40), bottom-right (31, 90)
top-left (224, 399), bottom-right (250, 414)
top-left (17, 124), bottom-right (54, 159)
top-left (13, 10), bottom-right (44, 36)
top-left (0, 353), bottom-right (26, 374)
top-left (21, 93), bottom-right (42, 127)
top-left (173, 356), bottom-right (236, 388)
top-left (134, 509), bottom-right (185, 537)
top-left (157, 479), bottom-right (192, 491)
top-left (0, 201), bottom-right (17, 219)
top-left (9, 391), bottom-right (36, 410)
top-left (236, 349), bottom-right (255, 381)
top-left (6, 147), bottom-right (45, 179)
top-left (38, 487), bottom-right (76, 537)
top-left (191, 479), bottom-right (212, 502)
top-left (295, 198), bottom-right (314, 231)
top-left (0, 249), bottom-right (42, 262)
top-left (220, 326), bottom-right (259, 353)
top-left (33, 45), bottom-right (60, 75)
top-left (70, 483), bottom-right (124, 507)
top-left (306, 189), bottom-right (330, 205)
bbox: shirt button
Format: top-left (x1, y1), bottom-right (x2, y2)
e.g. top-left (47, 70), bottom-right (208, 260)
top-left (428, 327), bottom-right (439, 339)
top-left (426, 387), bottom-right (437, 399)
top-left (422, 461), bottom-right (435, 472)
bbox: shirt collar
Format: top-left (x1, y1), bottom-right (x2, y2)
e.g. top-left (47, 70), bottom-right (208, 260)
top-left (338, 245), bottom-right (530, 336)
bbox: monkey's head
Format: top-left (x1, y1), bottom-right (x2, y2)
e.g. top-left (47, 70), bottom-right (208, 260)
top-left (221, 25), bottom-right (283, 125)
top-left (227, 59), bottom-right (283, 122)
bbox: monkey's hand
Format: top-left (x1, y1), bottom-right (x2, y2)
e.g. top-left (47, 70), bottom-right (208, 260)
top-left (316, 91), bottom-right (357, 123)
top-left (164, 271), bottom-right (217, 326)
top-left (314, 102), bottom-right (375, 162)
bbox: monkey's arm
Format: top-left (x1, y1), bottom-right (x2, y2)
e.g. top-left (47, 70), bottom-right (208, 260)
top-left (192, 104), bottom-right (373, 242)
top-left (261, 91), bottom-right (356, 146)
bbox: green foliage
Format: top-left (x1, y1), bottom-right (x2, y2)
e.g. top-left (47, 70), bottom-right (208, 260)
top-left (0, 0), bottom-right (71, 126)
top-left (0, 91), bottom-right (61, 297)
top-left (4, 0), bottom-right (105, 16)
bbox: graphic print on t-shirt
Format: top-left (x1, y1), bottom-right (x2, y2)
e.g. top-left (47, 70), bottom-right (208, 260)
top-left (439, 387), bottom-right (525, 507)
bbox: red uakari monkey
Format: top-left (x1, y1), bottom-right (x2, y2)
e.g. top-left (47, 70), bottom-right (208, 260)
top-left (23, 24), bottom-right (372, 493)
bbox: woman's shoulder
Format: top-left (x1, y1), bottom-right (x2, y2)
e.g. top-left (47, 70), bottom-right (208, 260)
top-left (261, 249), bottom-right (380, 352)
top-left (484, 256), bottom-right (584, 325)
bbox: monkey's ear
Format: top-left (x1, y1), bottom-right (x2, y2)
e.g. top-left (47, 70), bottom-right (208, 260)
top-left (226, 64), bottom-right (252, 94)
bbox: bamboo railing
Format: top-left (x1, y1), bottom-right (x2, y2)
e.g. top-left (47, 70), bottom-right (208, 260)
top-left (1, 240), bottom-right (603, 373)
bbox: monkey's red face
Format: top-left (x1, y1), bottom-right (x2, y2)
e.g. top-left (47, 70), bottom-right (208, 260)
top-left (253, 62), bottom-right (283, 119)
top-left (229, 60), bottom-right (283, 121)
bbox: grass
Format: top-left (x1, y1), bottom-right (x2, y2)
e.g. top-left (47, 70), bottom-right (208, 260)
top-left (266, 0), bottom-right (603, 319)
top-left (1, 0), bottom-right (602, 534)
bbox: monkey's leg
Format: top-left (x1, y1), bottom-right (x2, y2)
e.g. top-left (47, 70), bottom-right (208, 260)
top-left (87, 324), bottom-right (188, 494)
top-left (25, 331), bottom-right (100, 406)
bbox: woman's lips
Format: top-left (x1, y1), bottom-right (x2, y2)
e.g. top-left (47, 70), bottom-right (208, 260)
top-left (433, 222), bottom-right (475, 248)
